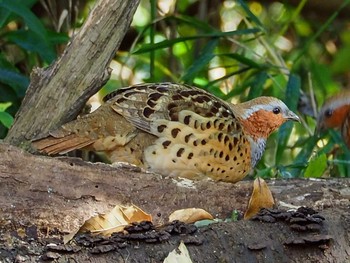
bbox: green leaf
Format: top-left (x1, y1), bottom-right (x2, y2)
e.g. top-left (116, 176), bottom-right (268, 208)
top-left (284, 74), bottom-right (300, 111)
top-left (0, 7), bottom-right (11, 27)
top-left (172, 14), bottom-right (217, 32)
top-left (256, 167), bottom-right (273, 178)
top-left (6, 30), bottom-right (56, 63)
top-left (0, 0), bottom-right (37, 27)
top-left (0, 53), bottom-right (16, 69)
top-left (304, 154), bottom-right (328, 178)
top-left (0, 111), bottom-right (14, 128)
top-left (206, 66), bottom-right (252, 91)
top-left (331, 46), bottom-right (350, 74)
top-left (194, 219), bottom-right (219, 228)
top-left (311, 62), bottom-right (339, 95)
top-left (294, 136), bottom-right (318, 163)
top-left (0, 102), bottom-right (12, 111)
top-left (0, 0), bottom-right (47, 39)
top-left (181, 38), bottom-right (218, 82)
top-left (132, 28), bottom-right (260, 54)
top-left (237, 0), bottom-right (264, 29)
top-left (282, 135), bottom-right (318, 178)
top-left (230, 210), bottom-right (240, 222)
top-left (218, 53), bottom-right (263, 69)
top-left (275, 74), bottom-right (300, 163)
top-left (0, 68), bottom-right (29, 97)
top-left (247, 71), bottom-right (268, 100)
top-left (47, 31), bottom-right (70, 45)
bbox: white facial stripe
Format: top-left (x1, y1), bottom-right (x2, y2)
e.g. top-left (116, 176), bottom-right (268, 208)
top-left (322, 97), bottom-right (350, 114)
top-left (241, 100), bottom-right (288, 119)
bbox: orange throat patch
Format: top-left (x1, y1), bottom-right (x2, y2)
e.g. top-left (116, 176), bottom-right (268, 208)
top-left (239, 110), bottom-right (285, 141)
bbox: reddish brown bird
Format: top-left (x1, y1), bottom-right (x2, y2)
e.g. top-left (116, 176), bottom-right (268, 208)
top-left (33, 83), bottom-right (299, 183)
top-left (317, 91), bottom-right (350, 148)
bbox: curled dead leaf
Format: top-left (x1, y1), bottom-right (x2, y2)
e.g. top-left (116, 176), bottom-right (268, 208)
top-left (244, 177), bottom-right (275, 220)
top-left (169, 208), bottom-right (213, 224)
top-left (64, 204), bottom-right (152, 243)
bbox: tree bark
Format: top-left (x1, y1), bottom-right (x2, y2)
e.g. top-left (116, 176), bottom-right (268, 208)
top-left (5, 0), bottom-right (140, 146)
top-left (0, 143), bottom-right (349, 262)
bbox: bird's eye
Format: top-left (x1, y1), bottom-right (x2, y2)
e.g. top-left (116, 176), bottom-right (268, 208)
top-left (324, 109), bottom-right (333, 118)
top-left (272, 107), bottom-right (281, 114)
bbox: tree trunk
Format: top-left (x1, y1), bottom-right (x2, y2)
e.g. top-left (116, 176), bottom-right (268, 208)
top-left (0, 143), bottom-right (349, 262)
top-left (5, 0), bottom-right (140, 146)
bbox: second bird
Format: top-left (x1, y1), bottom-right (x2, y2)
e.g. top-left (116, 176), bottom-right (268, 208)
top-left (317, 91), bottom-right (350, 148)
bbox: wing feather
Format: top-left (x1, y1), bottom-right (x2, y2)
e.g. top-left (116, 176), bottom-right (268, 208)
top-left (105, 82), bottom-right (239, 135)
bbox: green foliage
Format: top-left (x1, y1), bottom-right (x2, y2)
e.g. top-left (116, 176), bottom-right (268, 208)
top-left (304, 154), bottom-right (327, 178)
top-left (0, 0), bottom-right (69, 138)
top-left (0, 102), bottom-right (13, 128)
top-left (276, 74), bottom-right (300, 164)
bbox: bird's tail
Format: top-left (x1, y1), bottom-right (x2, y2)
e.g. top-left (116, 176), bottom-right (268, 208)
top-left (32, 134), bottom-right (95, 155)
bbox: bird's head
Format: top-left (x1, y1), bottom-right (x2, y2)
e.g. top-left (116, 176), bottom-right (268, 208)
top-left (316, 92), bottom-right (350, 134)
top-left (233, 97), bottom-right (300, 140)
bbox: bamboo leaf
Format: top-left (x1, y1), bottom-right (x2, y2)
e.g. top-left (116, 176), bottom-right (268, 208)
top-left (238, 0), bottom-right (264, 29)
top-left (0, 102), bottom-right (12, 111)
top-left (0, 111), bottom-right (14, 128)
top-left (218, 53), bottom-right (263, 68)
top-left (276, 74), bottom-right (300, 164)
top-left (247, 72), bottom-right (268, 100)
top-left (171, 14), bottom-right (217, 32)
top-left (304, 154), bottom-right (327, 178)
top-left (0, 0), bottom-right (48, 39)
top-left (0, 68), bottom-right (29, 97)
top-left (181, 38), bottom-right (218, 82)
top-left (133, 28), bottom-right (260, 54)
top-left (6, 30), bottom-right (56, 63)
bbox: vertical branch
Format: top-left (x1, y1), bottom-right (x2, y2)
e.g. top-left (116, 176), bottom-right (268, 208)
top-left (5, 0), bottom-right (140, 147)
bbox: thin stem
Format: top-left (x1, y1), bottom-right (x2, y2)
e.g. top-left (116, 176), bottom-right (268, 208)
top-left (279, 0), bottom-right (307, 37)
top-left (150, 0), bottom-right (156, 80)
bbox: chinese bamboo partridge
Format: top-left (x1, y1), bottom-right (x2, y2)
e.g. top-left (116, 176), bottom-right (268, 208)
top-left (316, 90), bottom-right (350, 148)
top-left (33, 82), bottom-right (299, 183)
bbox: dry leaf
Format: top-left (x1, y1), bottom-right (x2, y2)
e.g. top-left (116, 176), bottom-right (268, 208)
top-left (163, 241), bottom-right (193, 263)
top-left (169, 208), bottom-right (213, 224)
top-left (121, 205), bottom-right (151, 222)
top-left (244, 177), bottom-right (275, 220)
top-left (64, 204), bottom-right (152, 243)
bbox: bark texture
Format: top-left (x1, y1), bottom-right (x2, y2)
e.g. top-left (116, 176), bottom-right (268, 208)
top-left (5, 0), bottom-right (140, 146)
top-left (0, 143), bottom-right (349, 262)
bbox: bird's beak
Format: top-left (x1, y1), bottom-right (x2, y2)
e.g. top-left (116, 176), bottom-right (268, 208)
top-left (286, 110), bottom-right (300, 122)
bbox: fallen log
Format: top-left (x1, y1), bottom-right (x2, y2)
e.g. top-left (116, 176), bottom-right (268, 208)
top-left (0, 143), bottom-right (349, 262)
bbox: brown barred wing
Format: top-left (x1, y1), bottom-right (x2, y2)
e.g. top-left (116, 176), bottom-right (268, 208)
top-left (106, 82), bottom-right (239, 135)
